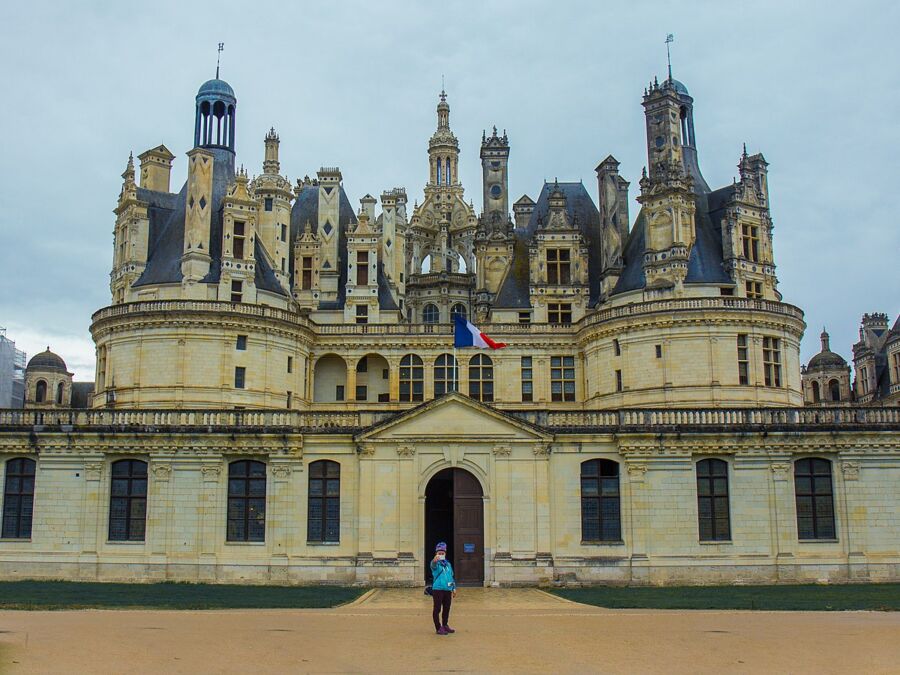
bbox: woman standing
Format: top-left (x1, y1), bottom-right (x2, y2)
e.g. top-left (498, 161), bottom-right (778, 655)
top-left (430, 542), bottom-right (457, 635)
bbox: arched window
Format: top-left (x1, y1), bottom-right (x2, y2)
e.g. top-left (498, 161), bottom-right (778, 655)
top-left (696, 459), bottom-right (730, 541)
top-left (451, 303), bottom-right (466, 321)
top-left (399, 354), bottom-right (424, 402)
top-left (468, 354), bottom-right (494, 402)
top-left (434, 354), bottom-right (458, 397)
top-left (446, 158), bottom-right (452, 184)
top-left (794, 458), bottom-right (835, 540)
top-left (422, 303), bottom-right (440, 324)
top-left (108, 459), bottom-right (148, 542)
top-left (436, 158), bottom-right (442, 184)
top-left (308, 460), bottom-right (340, 543)
top-left (35, 380), bottom-right (47, 403)
top-left (227, 460), bottom-right (266, 542)
top-left (811, 381), bottom-right (820, 403)
top-left (56, 382), bottom-right (65, 405)
top-left (2, 458), bottom-right (36, 539)
top-left (580, 459), bottom-right (621, 542)
top-left (829, 379), bottom-right (841, 402)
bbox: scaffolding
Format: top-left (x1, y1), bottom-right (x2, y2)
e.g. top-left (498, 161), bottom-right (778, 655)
top-left (0, 327), bottom-right (26, 408)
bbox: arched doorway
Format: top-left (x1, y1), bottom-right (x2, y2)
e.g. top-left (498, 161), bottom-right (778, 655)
top-left (424, 468), bottom-right (484, 586)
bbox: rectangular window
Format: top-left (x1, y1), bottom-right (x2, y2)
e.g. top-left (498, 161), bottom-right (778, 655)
top-left (615, 369), bottom-right (623, 392)
top-left (264, 197), bottom-right (273, 211)
top-left (697, 459), bottom-right (731, 542)
top-left (860, 367), bottom-right (868, 394)
top-left (548, 303), bottom-right (572, 324)
top-left (108, 460), bottom-right (148, 542)
top-left (551, 355), bottom-right (576, 402)
top-left (737, 334), bottom-right (750, 385)
top-left (286, 391), bottom-right (292, 408)
top-left (746, 280), bottom-right (763, 299)
top-left (230, 280), bottom-right (242, 303)
top-left (234, 366), bottom-right (246, 389)
top-left (356, 251), bottom-right (369, 286)
top-left (741, 224), bottom-right (759, 262)
top-left (613, 339), bottom-right (621, 356)
top-left (546, 248), bottom-right (571, 284)
top-left (763, 336), bottom-right (782, 387)
top-left (281, 223), bottom-right (287, 242)
top-left (521, 356), bottom-right (533, 402)
top-left (287, 356), bottom-right (293, 373)
top-left (355, 385), bottom-right (367, 401)
top-left (233, 221), bottom-right (245, 259)
top-left (335, 385), bottom-right (345, 401)
top-left (655, 345), bottom-right (662, 359)
top-left (795, 458), bottom-right (836, 540)
top-left (236, 335), bottom-right (247, 351)
top-left (893, 353), bottom-right (900, 384)
top-left (301, 256), bottom-right (313, 290)
top-left (518, 311), bottom-right (531, 324)
top-left (281, 257), bottom-right (286, 274)
top-left (356, 305), bottom-right (368, 325)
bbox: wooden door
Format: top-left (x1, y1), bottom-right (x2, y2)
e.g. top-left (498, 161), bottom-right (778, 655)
top-left (452, 470), bottom-right (484, 585)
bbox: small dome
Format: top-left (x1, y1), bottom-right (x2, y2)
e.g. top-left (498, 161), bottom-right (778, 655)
top-left (197, 78), bottom-right (235, 100)
top-left (807, 350), bottom-right (847, 371)
top-left (663, 77), bottom-right (689, 96)
top-left (26, 347), bottom-right (68, 372)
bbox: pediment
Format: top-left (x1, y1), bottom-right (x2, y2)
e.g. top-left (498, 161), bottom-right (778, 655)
top-left (355, 393), bottom-right (552, 443)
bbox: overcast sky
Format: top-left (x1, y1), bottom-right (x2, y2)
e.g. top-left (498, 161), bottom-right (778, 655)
top-left (1, 1), bottom-right (897, 380)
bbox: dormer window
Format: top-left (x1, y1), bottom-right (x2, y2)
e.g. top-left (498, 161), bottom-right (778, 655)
top-left (546, 249), bottom-right (570, 284)
top-left (741, 224), bottom-right (759, 262)
top-left (233, 221), bottom-right (245, 259)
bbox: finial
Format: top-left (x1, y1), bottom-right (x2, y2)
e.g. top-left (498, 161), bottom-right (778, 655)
top-left (440, 74), bottom-right (446, 101)
top-left (216, 42), bottom-right (224, 79)
top-left (492, 125), bottom-right (497, 136)
top-left (665, 34), bottom-right (674, 81)
top-left (742, 142), bottom-right (748, 158)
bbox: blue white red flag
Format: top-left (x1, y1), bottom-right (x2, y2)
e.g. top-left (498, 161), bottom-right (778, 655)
top-left (454, 315), bottom-right (507, 349)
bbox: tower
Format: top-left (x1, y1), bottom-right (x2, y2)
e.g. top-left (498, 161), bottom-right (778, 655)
top-left (637, 75), bottom-right (699, 292)
top-left (480, 126), bottom-right (510, 225)
top-left (194, 78), bottom-right (237, 152)
top-left (219, 167), bottom-right (259, 304)
top-left (596, 155), bottom-right (630, 298)
top-left (137, 145), bottom-right (175, 193)
top-left (429, 89), bottom-right (459, 187)
top-left (111, 153), bottom-right (150, 303)
top-left (252, 128), bottom-right (293, 291)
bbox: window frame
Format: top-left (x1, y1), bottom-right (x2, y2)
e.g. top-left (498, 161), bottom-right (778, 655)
top-left (737, 334), bottom-right (750, 385)
top-left (794, 458), bottom-right (836, 541)
top-left (763, 336), bottom-right (782, 387)
top-left (580, 459), bottom-right (622, 543)
top-left (546, 248), bottom-right (571, 285)
top-left (301, 256), bottom-right (313, 290)
top-left (434, 354), bottom-right (458, 397)
top-left (307, 460), bottom-right (340, 543)
top-left (468, 354), bottom-right (494, 402)
top-left (422, 303), bottom-right (440, 324)
top-left (741, 223), bottom-right (759, 262)
top-left (521, 356), bottom-right (533, 402)
top-left (399, 354), bottom-right (424, 403)
top-left (548, 302), bottom-right (572, 325)
top-left (108, 459), bottom-right (148, 542)
top-left (227, 460), bottom-right (267, 543)
top-left (696, 458), bottom-right (731, 542)
top-left (234, 366), bottom-right (246, 389)
top-left (2, 457), bottom-right (36, 539)
top-left (550, 355), bottom-right (576, 402)
top-left (356, 251), bottom-right (369, 286)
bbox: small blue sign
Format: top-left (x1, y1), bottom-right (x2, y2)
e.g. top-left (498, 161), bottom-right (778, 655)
top-left (464, 543), bottom-right (475, 553)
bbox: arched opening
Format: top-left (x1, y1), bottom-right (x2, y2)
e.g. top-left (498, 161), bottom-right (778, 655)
top-left (55, 381), bottom-right (64, 405)
top-left (425, 467), bottom-right (484, 586)
top-left (811, 380), bottom-right (821, 403)
top-left (422, 303), bottom-right (440, 324)
top-left (449, 251), bottom-right (468, 273)
top-left (355, 354), bottom-right (390, 403)
top-left (450, 303), bottom-right (467, 321)
top-left (829, 379), bottom-right (841, 402)
top-left (313, 354), bottom-right (347, 403)
top-left (420, 253), bottom-right (433, 274)
top-left (35, 380), bottom-right (47, 403)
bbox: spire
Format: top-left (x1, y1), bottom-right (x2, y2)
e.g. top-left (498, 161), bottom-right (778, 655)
top-left (122, 152), bottom-right (135, 183)
top-left (821, 328), bottom-right (831, 352)
top-left (263, 127), bottom-right (280, 174)
top-left (216, 42), bottom-right (224, 79)
top-left (665, 33), bottom-right (674, 81)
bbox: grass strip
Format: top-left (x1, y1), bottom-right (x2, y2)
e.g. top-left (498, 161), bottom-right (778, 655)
top-left (550, 583), bottom-right (900, 611)
top-left (0, 580), bottom-right (366, 611)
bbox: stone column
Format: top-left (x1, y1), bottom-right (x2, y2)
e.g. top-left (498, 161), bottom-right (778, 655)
top-left (199, 460), bottom-right (222, 581)
top-left (768, 457), bottom-right (797, 581)
top-left (534, 443), bottom-right (553, 577)
top-left (148, 459), bottom-right (173, 579)
top-left (79, 457), bottom-right (104, 577)
top-left (838, 459), bottom-right (868, 581)
top-left (491, 444), bottom-right (512, 573)
top-left (268, 458), bottom-right (298, 583)
top-left (624, 458), bottom-right (649, 583)
top-left (356, 444), bottom-right (375, 564)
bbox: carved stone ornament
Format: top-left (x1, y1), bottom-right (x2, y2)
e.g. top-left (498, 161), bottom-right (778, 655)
top-left (84, 462), bottom-right (103, 481)
top-left (151, 464), bottom-right (172, 481)
top-left (532, 443), bottom-right (551, 457)
top-left (492, 444), bottom-right (511, 457)
top-left (271, 464), bottom-right (292, 479)
top-left (770, 462), bottom-right (791, 480)
top-left (357, 444), bottom-right (375, 457)
top-left (840, 461), bottom-right (860, 481)
top-left (201, 464), bottom-right (221, 480)
top-left (626, 462), bottom-right (647, 482)
top-left (396, 446), bottom-right (416, 458)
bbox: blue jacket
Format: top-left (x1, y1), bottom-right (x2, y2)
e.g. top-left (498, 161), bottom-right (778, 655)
top-left (430, 559), bottom-right (456, 591)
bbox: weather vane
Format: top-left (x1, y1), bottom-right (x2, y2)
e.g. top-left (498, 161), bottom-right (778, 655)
top-left (665, 33), bottom-right (674, 80)
top-left (216, 42), bottom-right (224, 79)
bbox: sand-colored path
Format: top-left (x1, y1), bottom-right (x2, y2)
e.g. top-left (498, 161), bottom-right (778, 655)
top-left (1, 588), bottom-right (898, 674)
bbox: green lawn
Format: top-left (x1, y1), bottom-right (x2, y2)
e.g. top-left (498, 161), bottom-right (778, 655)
top-left (550, 583), bottom-right (900, 611)
top-left (0, 581), bottom-right (366, 611)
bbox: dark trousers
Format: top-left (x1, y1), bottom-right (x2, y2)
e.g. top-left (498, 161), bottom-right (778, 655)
top-left (431, 590), bottom-right (452, 630)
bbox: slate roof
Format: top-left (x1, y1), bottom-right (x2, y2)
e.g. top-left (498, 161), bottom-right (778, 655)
top-left (26, 349), bottom-right (68, 372)
top-left (133, 148), bottom-right (286, 297)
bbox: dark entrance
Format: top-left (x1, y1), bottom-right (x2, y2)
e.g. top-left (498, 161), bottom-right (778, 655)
top-left (424, 468), bottom-right (484, 586)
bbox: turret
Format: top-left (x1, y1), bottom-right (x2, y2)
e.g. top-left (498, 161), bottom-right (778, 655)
top-left (481, 126), bottom-right (510, 226)
top-left (194, 78), bottom-right (236, 152)
top-left (252, 128), bottom-right (293, 291)
top-left (219, 167), bottom-right (259, 303)
top-left (111, 153), bottom-right (150, 303)
top-left (137, 145), bottom-right (175, 193)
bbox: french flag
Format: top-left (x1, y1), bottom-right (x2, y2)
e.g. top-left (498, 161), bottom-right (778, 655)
top-left (454, 314), bottom-right (507, 349)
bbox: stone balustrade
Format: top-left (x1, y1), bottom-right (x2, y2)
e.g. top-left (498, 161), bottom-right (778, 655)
top-left (2, 405), bottom-right (897, 434)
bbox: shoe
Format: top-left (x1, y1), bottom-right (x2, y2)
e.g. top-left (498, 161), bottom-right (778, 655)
top-left (436, 626), bottom-right (449, 635)
top-left (443, 625), bottom-right (455, 633)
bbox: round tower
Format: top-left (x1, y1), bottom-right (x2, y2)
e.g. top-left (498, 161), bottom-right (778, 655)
top-left (802, 329), bottom-right (852, 405)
